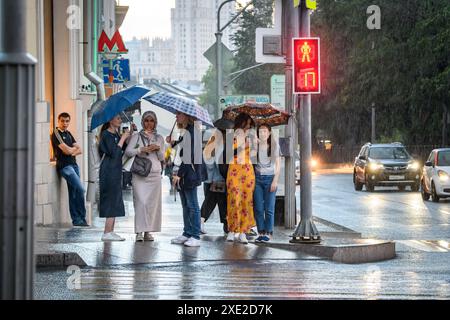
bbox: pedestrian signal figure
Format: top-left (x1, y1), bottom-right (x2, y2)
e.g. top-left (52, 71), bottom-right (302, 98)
top-left (98, 114), bottom-right (131, 242)
top-left (125, 111), bottom-right (165, 243)
top-left (301, 41), bottom-right (311, 63)
top-left (51, 113), bottom-right (88, 227)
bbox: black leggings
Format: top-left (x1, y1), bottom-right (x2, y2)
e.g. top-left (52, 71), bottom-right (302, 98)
top-left (201, 183), bottom-right (228, 233)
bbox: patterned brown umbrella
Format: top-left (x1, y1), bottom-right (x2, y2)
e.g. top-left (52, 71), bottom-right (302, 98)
top-left (222, 103), bottom-right (290, 127)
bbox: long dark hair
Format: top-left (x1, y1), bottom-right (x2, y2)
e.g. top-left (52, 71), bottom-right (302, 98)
top-left (258, 124), bottom-right (273, 158)
top-left (234, 113), bottom-right (255, 130)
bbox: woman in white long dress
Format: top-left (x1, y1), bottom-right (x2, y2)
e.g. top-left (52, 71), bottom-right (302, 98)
top-left (125, 111), bottom-right (165, 242)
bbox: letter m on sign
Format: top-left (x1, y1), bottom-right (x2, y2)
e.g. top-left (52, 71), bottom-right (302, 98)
top-left (98, 30), bottom-right (128, 54)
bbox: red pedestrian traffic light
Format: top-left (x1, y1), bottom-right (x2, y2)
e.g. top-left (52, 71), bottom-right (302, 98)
top-left (293, 37), bottom-right (321, 94)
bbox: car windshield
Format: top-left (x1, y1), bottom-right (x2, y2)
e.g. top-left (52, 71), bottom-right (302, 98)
top-left (437, 151), bottom-right (450, 166)
top-left (369, 147), bottom-right (410, 160)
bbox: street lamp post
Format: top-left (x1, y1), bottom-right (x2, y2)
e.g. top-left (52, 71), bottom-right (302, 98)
top-left (216, 0), bottom-right (253, 120)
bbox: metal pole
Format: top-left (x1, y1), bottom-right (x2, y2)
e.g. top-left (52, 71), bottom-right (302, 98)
top-left (371, 103), bottom-right (376, 143)
top-left (84, 0), bottom-right (106, 204)
top-left (291, 2), bottom-right (321, 244)
top-left (0, 0), bottom-right (37, 299)
top-left (215, 0), bottom-right (253, 120)
top-left (216, 31), bottom-right (223, 120)
top-left (282, 0), bottom-right (298, 229)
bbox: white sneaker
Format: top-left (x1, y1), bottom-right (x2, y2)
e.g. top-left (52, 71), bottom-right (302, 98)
top-left (226, 232), bottom-right (235, 242)
top-left (238, 233), bottom-right (248, 244)
top-left (201, 223), bottom-right (207, 235)
top-left (136, 233), bottom-right (144, 242)
top-left (184, 238), bottom-right (201, 247)
top-left (171, 235), bottom-right (189, 244)
top-left (102, 232), bottom-right (125, 242)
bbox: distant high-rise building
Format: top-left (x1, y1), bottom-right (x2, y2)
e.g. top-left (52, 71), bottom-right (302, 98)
top-left (125, 37), bottom-right (175, 83)
top-left (171, 0), bottom-right (237, 82)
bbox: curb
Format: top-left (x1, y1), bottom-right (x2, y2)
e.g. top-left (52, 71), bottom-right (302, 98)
top-left (36, 252), bottom-right (87, 268)
top-left (256, 240), bottom-right (396, 264)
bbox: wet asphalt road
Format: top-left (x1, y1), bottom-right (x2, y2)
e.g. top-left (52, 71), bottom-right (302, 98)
top-left (34, 173), bottom-right (450, 300)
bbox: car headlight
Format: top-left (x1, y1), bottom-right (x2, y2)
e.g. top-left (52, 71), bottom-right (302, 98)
top-left (368, 163), bottom-right (384, 171)
top-left (407, 161), bottom-right (420, 170)
top-left (438, 170), bottom-right (449, 181)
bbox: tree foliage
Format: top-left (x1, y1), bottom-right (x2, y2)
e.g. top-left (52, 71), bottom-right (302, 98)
top-left (312, 0), bottom-right (450, 145)
top-left (231, 0), bottom-right (284, 94)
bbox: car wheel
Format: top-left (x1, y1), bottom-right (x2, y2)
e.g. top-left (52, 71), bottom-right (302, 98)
top-left (421, 180), bottom-right (430, 201)
top-left (431, 182), bottom-right (440, 203)
top-left (398, 185), bottom-right (406, 192)
top-left (354, 172), bottom-right (363, 191)
top-left (411, 183), bottom-right (420, 192)
top-left (365, 174), bottom-right (374, 192)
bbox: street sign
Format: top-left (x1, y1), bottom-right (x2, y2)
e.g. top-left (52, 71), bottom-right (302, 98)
top-left (306, 0), bottom-right (317, 10)
top-left (219, 95), bottom-right (270, 114)
top-left (102, 59), bottom-right (130, 84)
top-left (293, 37), bottom-right (321, 94)
top-left (271, 75), bottom-right (285, 110)
top-left (256, 0), bottom-right (284, 64)
top-left (98, 30), bottom-right (128, 59)
top-left (204, 42), bottom-right (234, 66)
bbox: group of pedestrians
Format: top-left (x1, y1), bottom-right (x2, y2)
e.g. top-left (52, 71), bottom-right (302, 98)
top-left (51, 109), bottom-right (281, 247)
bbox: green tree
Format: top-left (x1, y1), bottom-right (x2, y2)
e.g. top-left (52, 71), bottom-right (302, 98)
top-left (231, 0), bottom-right (283, 94)
top-left (312, 0), bottom-right (450, 146)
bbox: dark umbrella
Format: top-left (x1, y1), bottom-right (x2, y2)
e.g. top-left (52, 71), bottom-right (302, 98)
top-left (214, 117), bottom-right (235, 130)
top-left (222, 103), bottom-right (290, 127)
top-left (90, 85), bottom-right (150, 130)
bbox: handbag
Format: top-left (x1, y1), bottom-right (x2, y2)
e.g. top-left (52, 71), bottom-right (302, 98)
top-left (130, 133), bottom-right (152, 177)
top-left (210, 181), bottom-right (226, 193)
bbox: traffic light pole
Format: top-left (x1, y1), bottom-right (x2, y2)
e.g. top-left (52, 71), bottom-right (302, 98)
top-left (282, 0), bottom-right (299, 229)
top-left (291, 2), bottom-right (321, 244)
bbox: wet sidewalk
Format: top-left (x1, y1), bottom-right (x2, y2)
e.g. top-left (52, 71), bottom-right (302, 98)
top-left (35, 177), bottom-right (393, 268)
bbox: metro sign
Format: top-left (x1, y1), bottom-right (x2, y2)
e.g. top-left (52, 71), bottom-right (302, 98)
top-left (98, 30), bottom-right (128, 57)
top-left (293, 37), bottom-right (321, 94)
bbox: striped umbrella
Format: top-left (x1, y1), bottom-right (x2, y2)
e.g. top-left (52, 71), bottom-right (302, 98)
top-left (143, 91), bottom-right (214, 127)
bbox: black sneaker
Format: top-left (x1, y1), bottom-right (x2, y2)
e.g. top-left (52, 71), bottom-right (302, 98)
top-left (73, 222), bottom-right (90, 227)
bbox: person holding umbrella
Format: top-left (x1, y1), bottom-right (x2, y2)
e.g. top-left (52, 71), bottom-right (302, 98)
top-left (226, 113), bottom-right (257, 244)
top-left (98, 114), bottom-right (131, 241)
top-left (168, 112), bottom-right (205, 247)
top-left (143, 91), bottom-right (214, 247)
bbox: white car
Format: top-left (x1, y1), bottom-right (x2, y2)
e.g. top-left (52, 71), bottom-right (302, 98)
top-left (421, 148), bottom-right (450, 202)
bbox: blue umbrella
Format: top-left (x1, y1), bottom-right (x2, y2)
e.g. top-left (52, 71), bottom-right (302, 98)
top-left (90, 85), bottom-right (150, 130)
top-left (143, 91), bottom-right (214, 127)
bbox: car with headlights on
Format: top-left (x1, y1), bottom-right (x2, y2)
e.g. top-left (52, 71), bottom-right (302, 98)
top-left (353, 143), bottom-right (421, 192)
top-left (421, 148), bottom-right (450, 202)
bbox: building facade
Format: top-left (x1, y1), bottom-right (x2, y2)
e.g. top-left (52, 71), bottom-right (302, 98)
top-left (170, 0), bottom-right (237, 82)
top-left (125, 37), bottom-right (175, 83)
top-left (26, 0), bottom-right (125, 226)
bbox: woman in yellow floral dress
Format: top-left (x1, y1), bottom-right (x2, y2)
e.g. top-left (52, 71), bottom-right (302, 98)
top-left (226, 113), bottom-right (256, 244)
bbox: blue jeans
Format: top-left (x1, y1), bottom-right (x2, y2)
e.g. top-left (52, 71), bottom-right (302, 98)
top-left (60, 164), bottom-right (86, 225)
top-left (179, 187), bottom-right (201, 240)
top-left (254, 174), bottom-right (276, 235)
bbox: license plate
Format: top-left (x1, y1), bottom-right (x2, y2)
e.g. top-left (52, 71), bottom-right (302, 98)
top-left (389, 175), bottom-right (405, 180)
